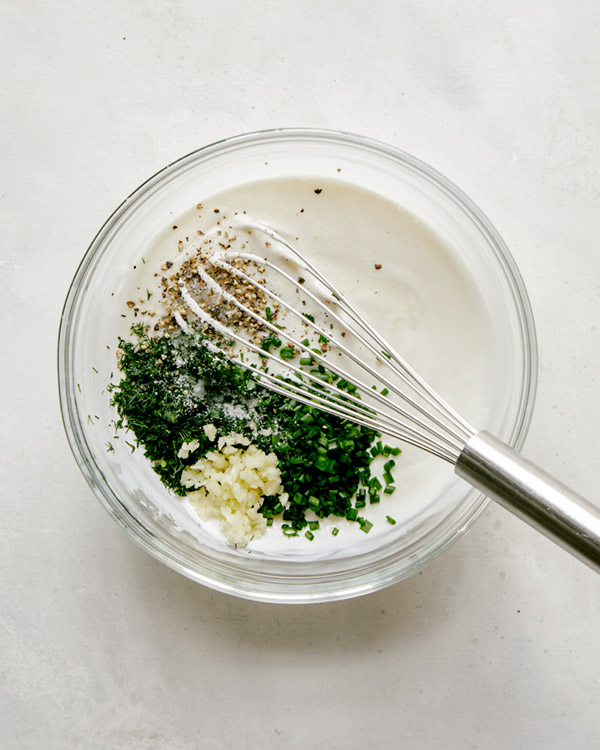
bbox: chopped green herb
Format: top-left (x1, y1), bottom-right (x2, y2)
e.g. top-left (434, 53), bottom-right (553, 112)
top-left (109, 324), bottom-right (398, 537)
top-left (358, 518), bottom-right (373, 534)
top-left (260, 334), bottom-right (282, 353)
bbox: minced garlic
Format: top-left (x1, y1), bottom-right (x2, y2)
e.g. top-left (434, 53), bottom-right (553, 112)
top-left (180, 435), bottom-right (287, 547)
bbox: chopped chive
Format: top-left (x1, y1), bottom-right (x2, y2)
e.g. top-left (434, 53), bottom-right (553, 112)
top-left (386, 515), bottom-right (397, 525)
top-left (380, 387), bottom-right (389, 396)
top-left (279, 347), bottom-right (296, 359)
top-left (332, 527), bottom-right (339, 536)
top-left (261, 335), bottom-right (282, 352)
top-left (383, 486), bottom-right (396, 495)
top-left (307, 496), bottom-right (320, 510)
top-left (369, 477), bottom-right (382, 492)
top-left (305, 530), bottom-right (314, 541)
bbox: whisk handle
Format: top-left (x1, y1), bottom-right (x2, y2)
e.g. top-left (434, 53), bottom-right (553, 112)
top-left (455, 430), bottom-right (600, 573)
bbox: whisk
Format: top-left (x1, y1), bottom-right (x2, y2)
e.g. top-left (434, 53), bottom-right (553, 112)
top-left (175, 221), bottom-right (600, 573)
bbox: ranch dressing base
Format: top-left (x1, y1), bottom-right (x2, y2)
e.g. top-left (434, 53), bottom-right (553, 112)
top-left (119, 175), bottom-right (494, 561)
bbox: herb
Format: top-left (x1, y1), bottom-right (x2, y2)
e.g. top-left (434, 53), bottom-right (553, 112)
top-left (109, 325), bottom-right (398, 535)
top-left (279, 346), bottom-right (296, 360)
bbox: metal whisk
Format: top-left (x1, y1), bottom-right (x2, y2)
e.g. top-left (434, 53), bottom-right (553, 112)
top-left (176, 221), bottom-right (600, 573)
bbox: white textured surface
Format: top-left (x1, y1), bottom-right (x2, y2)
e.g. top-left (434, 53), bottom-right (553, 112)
top-left (2, 1), bottom-right (599, 748)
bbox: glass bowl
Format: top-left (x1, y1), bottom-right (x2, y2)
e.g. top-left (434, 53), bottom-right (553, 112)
top-left (58, 129), bottom-right (537, 603)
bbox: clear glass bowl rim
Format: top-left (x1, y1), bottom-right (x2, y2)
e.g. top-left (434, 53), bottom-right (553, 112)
top-left (58, 127), bottom-right (538, 603)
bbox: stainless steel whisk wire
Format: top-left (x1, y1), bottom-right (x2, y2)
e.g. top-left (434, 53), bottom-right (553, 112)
top-left (180, 227), bottom-right (473, 459)
top-left (182, 254), bottom-right (464, 461)
top-left (177, 222), bottom-right (600, 573)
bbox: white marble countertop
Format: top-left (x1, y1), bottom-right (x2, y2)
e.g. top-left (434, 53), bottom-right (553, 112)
top-left (2, 1), bottom-right (599, 748)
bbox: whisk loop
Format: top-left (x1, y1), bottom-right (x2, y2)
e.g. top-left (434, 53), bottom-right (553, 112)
top-left (174, 219), bottom-right (600, 574)
top-left (177, 221), bottom-right (474, 463)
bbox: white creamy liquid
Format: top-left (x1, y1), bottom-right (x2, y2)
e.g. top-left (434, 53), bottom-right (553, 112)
top-left (119, 175), bottom-right (494, 561)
